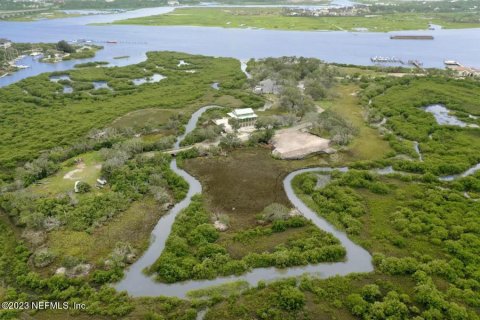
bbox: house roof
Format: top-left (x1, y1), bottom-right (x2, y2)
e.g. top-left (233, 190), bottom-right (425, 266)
top-left (233, 108), bottom-right (255, 116)
top-left (228, 108), bottom-right (258, 120)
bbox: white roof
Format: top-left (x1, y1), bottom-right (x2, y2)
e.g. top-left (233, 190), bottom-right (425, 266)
top-left (233, 108), bottom-right (255, 116)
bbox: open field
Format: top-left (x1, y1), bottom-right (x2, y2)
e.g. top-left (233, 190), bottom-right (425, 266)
top-left (112, 7), bottom-right (480, 31)
top-left (324, 84), bottom-right (392, 161)
top-left (28, 151), bottom-right (102, 196)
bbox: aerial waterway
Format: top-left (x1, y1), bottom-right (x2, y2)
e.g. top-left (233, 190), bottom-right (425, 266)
top-left (2, 7), bottom-right (480, 87)
top-left (115, 106), bottom-right (480, 299)
top-left (115, 106), bottom-right (374, 298)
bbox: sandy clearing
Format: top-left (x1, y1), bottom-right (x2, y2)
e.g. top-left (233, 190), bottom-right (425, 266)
top-left (272, 125), bottom-right (333, 159)
top-left (63, 163), bottom-right (85, 180)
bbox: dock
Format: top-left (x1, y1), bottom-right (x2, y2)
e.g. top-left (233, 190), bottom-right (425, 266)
top-left (408, 60), bottom-right (423, 69)
top-left (371, 56), bottom-right (404, 64)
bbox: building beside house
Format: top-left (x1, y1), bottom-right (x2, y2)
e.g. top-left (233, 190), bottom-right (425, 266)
top-left (0, 39), bottom-right (12, 49)
top-left (227, 108), bottom-right (258, 127)
top-left (254, 79), bottom-right (280, 94)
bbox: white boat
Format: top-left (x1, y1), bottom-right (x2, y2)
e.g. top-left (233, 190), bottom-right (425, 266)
top-left (444, 60), bottom-right (460, 66)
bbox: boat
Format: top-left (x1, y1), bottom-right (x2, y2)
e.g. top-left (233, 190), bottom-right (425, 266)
top-left (107, 40), bottom-right (117, 44)
top-left (390, 35), bottom-right (434, 40)
top-left (14, 65), bottom-right (30, 69)
top-left (444, 60), bottom-right (461, 66)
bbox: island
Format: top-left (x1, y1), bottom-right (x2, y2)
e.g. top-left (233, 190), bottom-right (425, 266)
top-left (112, 1), bottom-right (480, 32)
top-left (0, 39), bottom-right (102, 78)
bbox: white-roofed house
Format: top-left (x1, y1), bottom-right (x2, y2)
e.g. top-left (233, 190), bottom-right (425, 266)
top-left (0, 39), bottom-right (12, 49)
top-left (227, 108), bottom-right (258, 128)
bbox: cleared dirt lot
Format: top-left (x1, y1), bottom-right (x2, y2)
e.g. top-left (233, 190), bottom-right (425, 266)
top-left (272, 125), bottom-right (333, 159)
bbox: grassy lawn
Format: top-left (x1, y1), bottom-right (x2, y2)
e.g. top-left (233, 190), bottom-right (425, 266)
top-left (28, 151), bottom-right (102, 196)
top-left (112, 7), bottom-right (480, 31)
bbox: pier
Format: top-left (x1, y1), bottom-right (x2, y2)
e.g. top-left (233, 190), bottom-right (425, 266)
top-left (408, 60), bottom-right (423, 69)
top-left (371, 56), bottom-right (404, 64)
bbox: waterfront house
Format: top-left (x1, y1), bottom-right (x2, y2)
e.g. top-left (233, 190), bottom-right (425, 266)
top-left (0, 39), bottom-right (12, 49)
top-left (227, 108), bottom-right (258, 127)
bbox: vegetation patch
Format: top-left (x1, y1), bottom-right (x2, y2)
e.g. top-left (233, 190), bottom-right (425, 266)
top-left (364, 77), bottom-right (480, 175)
top-left (113, 6), bottom-right (480, 32)
top-left (149, 195), bottom-right (345, 283)
top-left (0, 51), bottom-right (249, 180)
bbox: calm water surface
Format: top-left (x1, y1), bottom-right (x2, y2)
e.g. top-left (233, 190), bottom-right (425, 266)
top-left (1, 7), bottom-right (480, 87)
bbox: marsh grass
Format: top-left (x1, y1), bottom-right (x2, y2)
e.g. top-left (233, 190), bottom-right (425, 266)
top-left (113, 7), bottom-right (480, 32)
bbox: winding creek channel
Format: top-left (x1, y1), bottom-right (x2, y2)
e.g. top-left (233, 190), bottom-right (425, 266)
top-left (114, 106), bottom-right (480, 299)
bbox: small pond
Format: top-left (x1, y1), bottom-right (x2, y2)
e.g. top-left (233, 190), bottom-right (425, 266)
top-left (424, 104), bottom-right (478, 128)
top-left (132, 74), bottom-right (166, 85)
top-left (177, 60), bottom-right (189, 67)
top-left (92, 81), bottom-right (111, 90)
top-left (63, 86), bottom-right (73, 94)
top-left (49, 74), bottom-right (71, 82)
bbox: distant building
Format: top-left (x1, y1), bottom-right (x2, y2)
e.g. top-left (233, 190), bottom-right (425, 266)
top-left (0, 39), bottom-right (12, 49)
top-left (444, 60), bottom-right (480, 77)
top-left (227, 108), bottom-right (258, 127)
top-left (254, 79), bottom-right (280, 94)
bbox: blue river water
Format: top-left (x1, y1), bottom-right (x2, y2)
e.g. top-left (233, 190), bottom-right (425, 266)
top-left (1, 6), bottom-right (480, 87)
